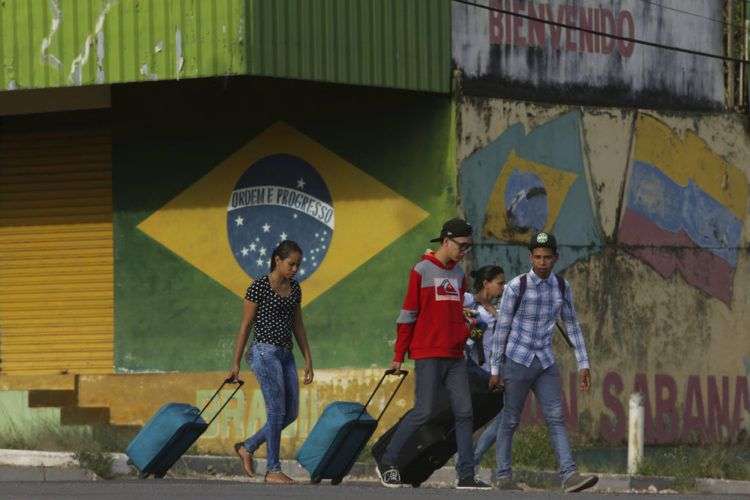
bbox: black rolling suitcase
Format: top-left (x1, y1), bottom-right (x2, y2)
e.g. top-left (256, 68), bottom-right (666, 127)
top-left (371, 364), bottom-right (502, 487)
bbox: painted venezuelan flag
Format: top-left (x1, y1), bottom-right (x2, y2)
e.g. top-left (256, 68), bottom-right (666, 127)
top-left (618, 115), bottom-right (748, 305)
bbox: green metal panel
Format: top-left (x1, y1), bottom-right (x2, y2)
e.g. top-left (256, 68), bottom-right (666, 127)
top-left (1, 0), bottom-right (450, 94)
top-left (246, 0), bottom-right (451, 93)
top-left (0, 0), bottom-right (246, 91)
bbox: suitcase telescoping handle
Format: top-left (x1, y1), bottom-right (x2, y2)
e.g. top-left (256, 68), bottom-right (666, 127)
top-left (359, 368), bottom-right (408, 422)
top-left (195, 378), bottom-right (245, 427)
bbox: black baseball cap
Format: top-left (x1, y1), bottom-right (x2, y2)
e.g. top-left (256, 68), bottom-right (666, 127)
top-left (529, 231), bottom-right (557, 251)
top-left (430, 218), bottom-right (473, 242)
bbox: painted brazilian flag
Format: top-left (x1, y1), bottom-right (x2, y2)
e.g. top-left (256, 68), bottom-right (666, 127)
top-left (113, 79), bottom-right (454, 372)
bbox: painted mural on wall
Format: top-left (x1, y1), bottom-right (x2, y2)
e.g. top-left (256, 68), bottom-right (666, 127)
top-left (618, 115), bottom-right (748, 305)
top-left (458, 98), bottom-right (750, 443)
top-left (452, 0), bottom-right (724, 109)
top-left (460, 109), bottom-right (603, 277)
top-left (136, 123), bottom-right (426, 307)
top-left (113, 78), bottom-right (453, 373)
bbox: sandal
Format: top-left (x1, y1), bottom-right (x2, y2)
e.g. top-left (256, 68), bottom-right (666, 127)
top-left (265, 470), bottom-right (295, 484)
top-left (233, 442), bottom-right (255, 477)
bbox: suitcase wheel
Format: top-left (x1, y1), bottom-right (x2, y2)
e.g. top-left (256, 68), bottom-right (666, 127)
top-left (331, 477), bottom-right (343, 486)
top-left (310, 476), bottom-right (322, 484)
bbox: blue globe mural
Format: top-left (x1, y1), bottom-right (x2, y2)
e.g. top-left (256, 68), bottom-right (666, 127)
top-left (227, 154), bottom-right (334, 282)
top-left (504, 169), bottom-right (548, 233)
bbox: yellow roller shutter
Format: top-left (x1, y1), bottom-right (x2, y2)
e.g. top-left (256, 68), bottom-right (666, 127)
top-left (0, 129), bottom-right (113, 374)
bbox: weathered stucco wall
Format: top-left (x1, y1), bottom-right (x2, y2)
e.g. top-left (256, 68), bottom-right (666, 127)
top-left (458, 97), bottom-right (750, 444)
top-left (3, 79), bottom-right (748, 453)
top-left (452, 0), bottom-right (725, 110)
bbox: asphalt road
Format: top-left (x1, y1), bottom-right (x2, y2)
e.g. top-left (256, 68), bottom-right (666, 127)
top-left (0, 480), bottom-right (746, 500)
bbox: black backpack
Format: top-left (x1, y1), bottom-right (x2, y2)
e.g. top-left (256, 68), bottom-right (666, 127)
top-left (510, 273), bottom-right (574, 348)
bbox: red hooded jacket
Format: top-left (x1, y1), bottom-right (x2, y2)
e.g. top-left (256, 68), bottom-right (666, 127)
top-left (393, 252), bottom-right (469, 362)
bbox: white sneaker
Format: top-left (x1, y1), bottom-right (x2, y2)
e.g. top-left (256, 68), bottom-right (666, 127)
top-left (376, 465), bottom-right (402, 488)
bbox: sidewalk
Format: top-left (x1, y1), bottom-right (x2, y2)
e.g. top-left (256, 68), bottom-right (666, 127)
top-left (0, 448), bottom-right (748, 495)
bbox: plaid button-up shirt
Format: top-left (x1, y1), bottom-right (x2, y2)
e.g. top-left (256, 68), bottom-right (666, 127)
top-left (489, 270), bottom-right (590, 375)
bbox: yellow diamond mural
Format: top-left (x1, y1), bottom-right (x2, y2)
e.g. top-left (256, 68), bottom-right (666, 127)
top-left (484, 150), bottom-right (577, 243)
top-left (137, 122), bottom-right (429, 306)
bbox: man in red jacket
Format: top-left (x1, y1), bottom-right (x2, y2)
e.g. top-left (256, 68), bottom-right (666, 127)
top-left (378, 218), bottom-right (491, 490)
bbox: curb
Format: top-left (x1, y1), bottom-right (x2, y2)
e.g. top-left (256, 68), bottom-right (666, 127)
top-left (0, 448), bottom-right (748, 494)
top-left (0, 464), bottom-right (97, 482)
top-left (0, 450), bottom-right (100, 482)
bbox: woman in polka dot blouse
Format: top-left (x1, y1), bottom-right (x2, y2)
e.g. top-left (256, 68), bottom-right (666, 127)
top-left (228, 240), bottom-right (314, 484)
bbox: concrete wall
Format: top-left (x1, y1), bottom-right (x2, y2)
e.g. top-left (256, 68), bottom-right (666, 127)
top-left (3, 78), bottom-right (749, 454)
top-left (76, 370), bottom-right (413, 455)
top-left (452, 0), bottom-right (725, 110)
top-left (113, 77), bottom-right (455, 372)
top-left (458, 97), bottom-right (750, 443)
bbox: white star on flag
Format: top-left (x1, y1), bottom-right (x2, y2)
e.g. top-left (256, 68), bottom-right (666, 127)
top-left (235, 216), bottom-right (244, 226)
top-left (241, 247), bottom-right (249, 256)
top-left (300, 268), bottom-right (306, 275)
top-left (297, 178), bottom-right (306, 189)
top-left (249, 243), bottom-right (257, 252)
top-left (256, 258), bottom-right (264, 267)
top-left (262, 223), bottom-right (271, 233)
top-left (293, 214), bottom-right (298, 219)
top-left (280, 232), bottom-right (288, 240)
top-left (259, 247), bottom-right (267, 256)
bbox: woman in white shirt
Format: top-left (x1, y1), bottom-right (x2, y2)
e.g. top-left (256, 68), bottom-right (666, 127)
top-left (463, 265), bottom-right (506, 466)
top-left (464, 265), bottom-right (505, 371)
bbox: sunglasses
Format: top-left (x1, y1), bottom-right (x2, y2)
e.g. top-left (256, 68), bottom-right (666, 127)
top-left (449, 238), bottom-right (473, 252)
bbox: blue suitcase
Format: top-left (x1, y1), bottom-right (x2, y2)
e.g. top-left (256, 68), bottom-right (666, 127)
top-left (297, 369), bottom-right (407, 485)
top-left (126, 379), bottom-right (243, 478)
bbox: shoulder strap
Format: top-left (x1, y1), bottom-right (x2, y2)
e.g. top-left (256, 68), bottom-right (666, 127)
top-left (511, 274), bottom-right (527, 319)
top-left (554, 274), bottom-right (575, 349)
top-left (556, 272), bottom-right (566, 297)
top-left (504, 274), bottom-right (528, 359)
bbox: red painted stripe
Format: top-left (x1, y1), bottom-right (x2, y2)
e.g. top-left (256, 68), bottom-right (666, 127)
top-left (618, 209), bottom-right (734, 305)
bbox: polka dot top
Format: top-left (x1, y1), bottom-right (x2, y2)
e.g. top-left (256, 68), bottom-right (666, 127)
top-left (245, 275), bottom-right (301, 351)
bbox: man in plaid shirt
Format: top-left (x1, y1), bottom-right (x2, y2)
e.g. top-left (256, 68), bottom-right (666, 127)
top-left (488, 232), bottom-right (598, 493)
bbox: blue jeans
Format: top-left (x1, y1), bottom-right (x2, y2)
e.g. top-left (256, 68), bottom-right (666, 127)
top-left (495, 357), bottom-right (576, 481)
top-left (382, 358), bottom-right (475, 480)
top-left (474, 414), bottom-right (499, 466)
top-left (242, 342), bottom-right (299, 473)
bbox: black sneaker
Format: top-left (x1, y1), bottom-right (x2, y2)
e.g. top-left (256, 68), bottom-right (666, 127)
top-left (456, 477), bottom-right (492, 490)
top-left (377, 465), bottom-right (402, 488)
top-left (493, 477), bottom-right (523, 490)
top-left (563, 472), bottom-right (599, 493)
